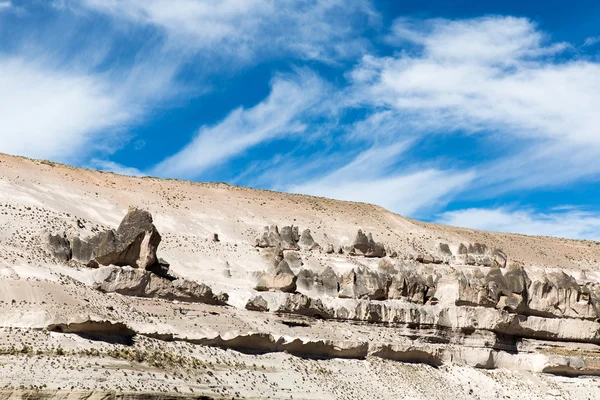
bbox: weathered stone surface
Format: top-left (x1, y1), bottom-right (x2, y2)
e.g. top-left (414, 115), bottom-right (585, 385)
top-left (299, 229), bottom-right (316, 248)
top-left (297, 266), bottom-right (339, 297)
top-left (469, 243), bottom-right (488, 255)
top-left (527, 272), bottom-right (599, 320)
top-left (439, 243), bottom-right (452, 255)
top-left (377, 257), bottom-right (397, 274)
top-left (70, 233), bottom-right (103, 263)
top-left (255, 224), bottom-right (303, 250)
top-left (45, 233), bottom-right (71, 262)
top-left (492, 248), bottom-right (507, 268)
top-left (388, 269), bottom-right (434, 304)
top-left (245, 295), bottom-right (269, 311)
top-left (255, 260), bottom-right (297, 292)
top-left (93, 208), bottom-right (162, 270)
top-left (277, 293), bottom-right (334, 319)
top-left (350, 230), bottom-right (386, 258)
top-left (279, 226), bottom-right (300, 250)
top-left (95, 267), bottom-right (227, 305)
top-left (172, 279), bottom-right (229, 305)
top-left (339, 267), bottom-right (389, 300)
top-left (283, 251), bottom-right (303, 270)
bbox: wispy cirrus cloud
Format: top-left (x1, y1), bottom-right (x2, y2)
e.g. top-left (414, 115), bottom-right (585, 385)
top-left (350, 16), bottom-right (600, 194)
top-left (583, 36), bottom-right (600, 47)
top-left (0, 52), bottom-right (179, 163)
top-left (0, 1), bottom-right (11, 10)
top-left (75, 0), bottom-right (377, 64)
top-left (0, 1), bottom-right (375, 165)
top-left (0, 56), bottom-right (133, 161)
top-left (88, 159), bottom-right (145, 177)
top-left (0, 2), bottom-right (184, 163)
top-left (151, 70), bottom-right (327, 179)
top-left (288, 142), bottom-right (475, 216)
top-left (437, 206), bottom-right (600, 241)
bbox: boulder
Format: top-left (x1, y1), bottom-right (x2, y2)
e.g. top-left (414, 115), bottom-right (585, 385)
top-left (45, 233), bottom-right (71, 262)
top-left (93, 208), bottom-right (162, 270)
top-left (492, 249), bottom-right (508, 268)
top-left (349, 230), bottom-right (386, 258)
top-left (299, 229), bottom-right (316, 248)
top-left (260, 244), bottom-right (285, 267)
top-left (318, 266), bottom-right (340, 297)
top-left (280, 226), bottom-right (300, 250)
top-left (439, 243), bottom-right (452, 255)
top-left (172, 279), bottom-right (229, 305)
top-left (468, 243), bottom-right (488, 255)
top-left (245, 295), bottom-right (269, 312)
top-left (256, 225), bottom-right (282, 248)
top-left (256, 224), bottom-right (300, 250)
top-left (351, 230), bottom-right (370, 254)
top-left (255, 260), bottom-right (297, 292)
top-left (296, 268), bottom-right (315, 292)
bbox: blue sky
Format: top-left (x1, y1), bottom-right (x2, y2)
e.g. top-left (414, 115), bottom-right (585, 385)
top-left (1, 0), bottom-right (600, 240)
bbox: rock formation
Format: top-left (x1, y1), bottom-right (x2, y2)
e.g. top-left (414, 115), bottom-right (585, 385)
top-left (49, 207), bottom-right (173, 279)
top-left (45, 233), bottom-right (72, 262)
top-left (349, 230), bottom-right (386, 257)
top-left (93, 207), bottom-right (162, 269)
top-left (95, 266), bottom-right (228, 305)
top-left (4, 153), bottom-right (600, 399)
top-left (255, 260), bottom-right (297, 292)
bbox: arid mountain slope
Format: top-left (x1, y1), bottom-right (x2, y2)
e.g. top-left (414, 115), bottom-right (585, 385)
top-left (1, 152), bottom-right (600, 400)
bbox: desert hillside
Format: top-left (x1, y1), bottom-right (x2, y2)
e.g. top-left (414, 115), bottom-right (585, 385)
top-left (1, 152), bottom-right (600, 399)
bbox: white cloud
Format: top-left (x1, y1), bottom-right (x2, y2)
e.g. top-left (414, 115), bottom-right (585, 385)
top-left (76, 0), bottom-right (375, 63)
top-left (289, 143), bottom-right (475, 216)
top-left (88, 159), bottom-right (145, 177)
top-left (0, 57), bottom-right (133, 161)
top-left (151, 70), bottom-right (326, 179)
top-left (584, 36), bottom-right (600, 47)
top-left (0, 53), bottom-right (179, 163)
top-left (437, 207), bottom-right (600, 241)
top-left (350, 16), bottom-right (600, 193)
top-left (0, 1), bottom-right (11, 10)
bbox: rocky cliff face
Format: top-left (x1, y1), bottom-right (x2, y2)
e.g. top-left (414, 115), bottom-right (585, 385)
top-left (1, 153), bottom-right (600, 399)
